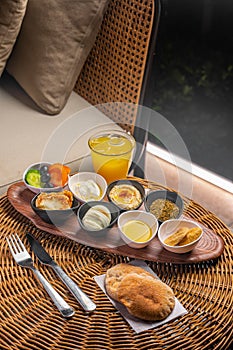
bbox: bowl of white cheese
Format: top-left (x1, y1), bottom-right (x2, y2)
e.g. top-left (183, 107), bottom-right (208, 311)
top-left (77, 201), bottom-right (120, 233)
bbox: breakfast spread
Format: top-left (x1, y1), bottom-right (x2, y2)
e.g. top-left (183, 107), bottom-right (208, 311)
top-left (149, 198), bottom-right (179, 221)
top-left (35, 190), bottom-right (73, 210)
top-left (108, 184), bottom-right (142, 210)
top-left (74, 179), bottom-right (101, 201)
top-left (82, 205), bottom-right (111, 231)
top-left (121, 220), bottom-right (152, 242)
top-left (164, 226), bottom-right (202, 246)
top-left (105, 263), bottom-right (175, 321)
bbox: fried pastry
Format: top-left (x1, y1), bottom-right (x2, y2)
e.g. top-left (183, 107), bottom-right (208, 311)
top-left (164, 227), bottom-right (189, 246)
top-left (35, 190), bottom-right (73, 210)
top-left (178, 227), bottom-right (202, 246)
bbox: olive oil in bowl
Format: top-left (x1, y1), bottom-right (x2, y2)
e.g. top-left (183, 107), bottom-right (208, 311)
top-left (122, 220), bottom-right (152, 243)
top-left (118, 210), bottom-right (158, 249)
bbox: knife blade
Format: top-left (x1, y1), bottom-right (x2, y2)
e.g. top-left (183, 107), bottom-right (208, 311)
top-left (26, 232), bottom-right (96, 312)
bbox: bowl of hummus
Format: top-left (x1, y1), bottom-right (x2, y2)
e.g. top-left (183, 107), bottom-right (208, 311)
top-left (107, 179), bottom-right (145, 211)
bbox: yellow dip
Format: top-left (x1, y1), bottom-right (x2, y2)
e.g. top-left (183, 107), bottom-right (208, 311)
top-left (122, 220), bottom-right (152, 243)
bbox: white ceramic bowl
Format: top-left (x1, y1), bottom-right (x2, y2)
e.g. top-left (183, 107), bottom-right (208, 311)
top-left (23, 162), bottom-right (66, 194)
top-left (118, 210), bottom-right (158, 249)
top-left (158, 219), bottom-right (203, 254)
top-left (68, 172), bottom-right (107, 202)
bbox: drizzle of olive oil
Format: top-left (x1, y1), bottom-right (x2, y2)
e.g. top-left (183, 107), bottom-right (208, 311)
top-left (122, 220), bottom-right (152, 242)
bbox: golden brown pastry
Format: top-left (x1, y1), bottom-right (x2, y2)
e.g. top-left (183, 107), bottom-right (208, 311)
top-left (105, 263), bottom-right (175, 321)
top-left (164, 227), bottom-right (189, 246)
top-left (105, 263), bottom-right (154, 301)
top-left (35, 190), bottom-right (73, 210)
top-left (118, 273), bottom-right (175, 321)
top-left (178, 227), bottom-right (202, 246)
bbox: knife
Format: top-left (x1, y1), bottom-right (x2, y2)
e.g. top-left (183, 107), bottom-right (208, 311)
top-left (26, 232), bottom-right (96, 312)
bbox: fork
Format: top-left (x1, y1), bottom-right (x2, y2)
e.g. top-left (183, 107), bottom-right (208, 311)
top-left (6, 234), bottom-right (75, 318)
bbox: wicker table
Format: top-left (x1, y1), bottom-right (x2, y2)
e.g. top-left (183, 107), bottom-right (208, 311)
top-left (0, 178), bottom-right (232, 350)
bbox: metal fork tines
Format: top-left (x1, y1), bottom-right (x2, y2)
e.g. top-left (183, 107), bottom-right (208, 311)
top-left (6, 234), bottom-right (75, 318)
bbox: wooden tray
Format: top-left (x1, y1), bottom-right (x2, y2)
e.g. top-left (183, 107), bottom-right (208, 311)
top-left (7, 182), bottom-right (224, 264)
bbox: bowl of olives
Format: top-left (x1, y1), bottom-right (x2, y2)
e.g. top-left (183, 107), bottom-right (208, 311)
top-left (23, 162), bottom-right (71, 194)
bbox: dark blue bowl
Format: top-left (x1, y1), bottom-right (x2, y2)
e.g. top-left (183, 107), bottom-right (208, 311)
top-left (144, 189), bottom-right (184, 224)
top-left (77, 201), bottom-right (120, 234)
top-left (31, 193), bottom-right (80, 225)
top-left (106, 179), bottom-right (145, 212)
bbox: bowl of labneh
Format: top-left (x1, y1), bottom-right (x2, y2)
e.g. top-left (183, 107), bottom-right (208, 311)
top-left (106, 179), bottom-right (145, 211)
top-left (31, 190), bottom-right (80, 224)
top-left (77, 201), bottom-right (120, 233)
top-left (68, 172), bottom-right (107, 203)
top-left (144, 190), bottom-right (184, 224)
top-left (118, 210), bottom-right (158, 249)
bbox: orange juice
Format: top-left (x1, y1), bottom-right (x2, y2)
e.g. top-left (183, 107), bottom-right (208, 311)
top-left (88, 131), bottom-right (135, 183)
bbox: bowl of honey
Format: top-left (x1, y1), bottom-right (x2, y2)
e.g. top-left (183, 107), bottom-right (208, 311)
top-left (118, 210), bottom-right (159, 249)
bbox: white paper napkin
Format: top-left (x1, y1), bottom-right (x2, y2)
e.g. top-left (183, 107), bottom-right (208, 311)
top-left (94, 260), bottom-right (187, 333)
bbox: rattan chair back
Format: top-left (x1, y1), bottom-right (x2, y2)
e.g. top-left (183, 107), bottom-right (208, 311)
top-left (74, 0), bottom-right (160, 136)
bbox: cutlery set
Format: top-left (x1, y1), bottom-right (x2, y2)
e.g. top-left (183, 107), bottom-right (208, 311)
top-left (6, 233), bottom-right (96, 318)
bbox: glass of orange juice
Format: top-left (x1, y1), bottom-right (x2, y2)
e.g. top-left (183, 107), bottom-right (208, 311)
top-left (88, 130), bottom-right (135, 183)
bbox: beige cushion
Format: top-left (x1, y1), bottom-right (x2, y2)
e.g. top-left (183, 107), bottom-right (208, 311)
top-left (0, 0), bottom-right (28, 76)
top-left (6, 0), bottom-right (110, 115)
top-left (0, 72), bottom-right (120, 195)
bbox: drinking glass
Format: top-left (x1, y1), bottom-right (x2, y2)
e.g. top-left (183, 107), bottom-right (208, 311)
top-left (88, 130), bottom-right (135, 183)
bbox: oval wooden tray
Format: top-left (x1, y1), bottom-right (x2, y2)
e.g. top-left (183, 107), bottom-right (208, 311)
top-left (7, 182), bottom-right (224, 264)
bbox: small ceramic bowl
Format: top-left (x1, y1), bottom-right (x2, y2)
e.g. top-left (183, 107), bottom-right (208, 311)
top-left (158, 219), bottom-right (203, 254)
top-left (31, 194), bottom-right (80, 225)
top-left (144, 189), bottom-right (184, 224)
top-left (106, 179), bottom-right (145, 212)
top-left (68, 172), bottom-right (107, 203)
top-left (23, 162), bottom-right (66, 194)
top-left (118, 210), bottom-right (158, 249)
top-left (77, 201), bottom-right (120, 234)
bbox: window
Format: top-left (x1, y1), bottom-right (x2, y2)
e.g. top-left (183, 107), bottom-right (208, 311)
top-left (149, 0), bottom-right (233, 186)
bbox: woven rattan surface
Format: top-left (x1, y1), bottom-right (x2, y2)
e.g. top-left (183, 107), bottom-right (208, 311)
top-left (1, 179), bottom-right (233, 350)
top-left (74, 0), bottom-right (155, 134)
